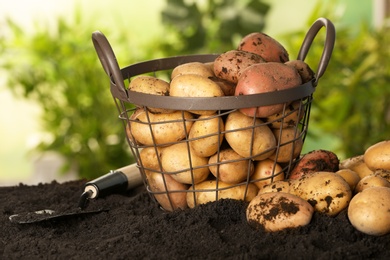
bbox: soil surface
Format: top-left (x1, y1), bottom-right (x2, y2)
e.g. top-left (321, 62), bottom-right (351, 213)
top-left (1, 180), bottom-right (389, 259)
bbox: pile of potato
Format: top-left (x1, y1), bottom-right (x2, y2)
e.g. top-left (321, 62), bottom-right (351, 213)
top-left (247, 140), bottom-right (390, 236)
top-left (126, 32), bottom-right (314, 213)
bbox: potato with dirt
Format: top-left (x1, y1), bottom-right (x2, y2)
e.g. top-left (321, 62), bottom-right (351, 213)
top-left (250, 159), bottom-right (284, 190)
top-left (247, 192), bottom-right (314, 232)
top-left (237, 32), bottom-right (290, 63)
top-left (213, 50), bottom-right (265, 83)
top-left (234, 62), bottom-right (302, 118)
top-left (289, 149), bottom-right (339, 179)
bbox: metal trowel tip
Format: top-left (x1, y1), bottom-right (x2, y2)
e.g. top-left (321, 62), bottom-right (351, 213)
top-left (78, 190), bottom-right (93, 209)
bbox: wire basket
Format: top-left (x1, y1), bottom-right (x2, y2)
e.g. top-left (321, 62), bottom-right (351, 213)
top-left (92, 17), bottom-right (335, 211)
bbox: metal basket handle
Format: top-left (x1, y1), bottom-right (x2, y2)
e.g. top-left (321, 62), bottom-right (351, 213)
top-left (92, 31), bottom-right (128, 100)
top-left (297, 17), bottom-right (336, 86)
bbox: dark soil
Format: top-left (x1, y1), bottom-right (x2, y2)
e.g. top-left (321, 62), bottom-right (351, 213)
top-left (1, 180), bottom-right (389, 260)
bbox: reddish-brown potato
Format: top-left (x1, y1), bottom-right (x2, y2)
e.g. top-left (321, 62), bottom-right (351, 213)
top-left (285, 60), bottom-right (315, 84)
top-left (289, 150), bottom-right (339, 180)
top-left (237, 32), bottom-right (289, 63)
top-left (213, 50), bottom-right (265, 83)
top-left (235, 62), bottom-right (302, 118)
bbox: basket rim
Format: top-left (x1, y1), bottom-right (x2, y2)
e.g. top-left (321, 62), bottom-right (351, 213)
top-left (110, 54), bottom-right (315, 110)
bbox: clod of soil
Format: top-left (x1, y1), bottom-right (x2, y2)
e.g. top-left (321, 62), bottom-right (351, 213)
top-left (1, 180), bottom-right (389, 259)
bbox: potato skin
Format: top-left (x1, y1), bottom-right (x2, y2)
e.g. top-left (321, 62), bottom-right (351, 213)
top-left (270, 127), bottom-right (303, 163)
top-left (289, 150), bottom-right (339, 180)
top-left (171, 62), bottom-right (214, 79)
top-left (213, 50), bottom-right (265, 83)
top-left (235, 62), bottom-right (302, 118)
top-left (161, 142), bottom-right (210, 185)
top-left (364, 140), bottom-right (390, 170)
top-left (189, 114), bottom-right (224, 158)
top-left (339, 155), bottom-right (373, 179)
top-left (246, 192), bottom-right (313, 232)
top-left (187, 180), bottom-right (258, 208)
top-left (145, 170), bottom-right (188, 212)
top-left (348, 186), bottom-right (390, 236)
top-left (128, 75), bottom-right (173, 113)
top-left (238, 32), bottom-right (289, 63)
top-left (354, 175), bottom-right (390, 193)
top-left (129, 109), bottom-right (194, 146)
top-left (265, 101), bottom-right (304, 129)
top-left (250, 159), bottom-right (284, 190)
top-left (225, 111), bottom-right (276, 160)
top-left (285, 60), bottom-right (315, 84)
top-left (292, 171), bottom-right (352, 216)
top-left (209, 148), bottom-right (254, 184)
top-left (170, 74), bottom-right (224, 115)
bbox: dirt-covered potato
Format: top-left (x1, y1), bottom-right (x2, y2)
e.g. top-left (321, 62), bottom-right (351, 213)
top-left (213, 50), bottom-right (265, 83)
top-left (128, 109), bottom-right (194, 146)
top-left (259, 179), bottom-right (294, 194)
top-left (364, 140), bottom-right (390, 171)
top-left (209, 148), bottom-right (254, 184)
top-left (246, 192), bottom-right (314, 232)
top-left (235, 62), bottom-right (302, 118)
top-left (250, 159), bottom-right (284, 190)
top-left (285, 60), bottom-right (315, 83)
top-left (128, 75), bottom-right (173, 114)
top-left (161, 142), bottom-right (210, 185)
top-left (292, 171), bottom-right (352, 216)
top-left (265, 101), bottom-right (304, 129)
top-left (225, 111), bottom-right (276, 161)
top-left (237, 32), bottom-right (289, 63)
top-left (289, 150), bottom-right (339, 180)
top-left (186, 180), bottom-right (258, 208)
top-left (171, 62), bottom-right (214, 79)
top-left (189, 114), bottom-right (224, 158)
top-left (209, 76), bottom-right (236, 96)
top-left (145, 170), bottom-right (188, 211)
top-left (269, 127), bottom-right (303, 163)
top-left (348, 186), bottom-right (390, 236)
top-left (170, 74), bottom-right (224, 115)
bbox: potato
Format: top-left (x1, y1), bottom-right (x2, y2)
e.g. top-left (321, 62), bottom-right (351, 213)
top-left (171, 62), bottom-right (214, 79)
top-left (364, 140), bottom-right (390, 171)
top-left (348, 186), bottom-right (390, 236)
top-left (237, 32), bottom-right (289, 63)
top-left (265, 101), bottom-right (305, 129)
top-left (145, 170), bottom-right (188, 211)
top-left (170, 74), bottom-right (224, 115)
top-left (189, 114), bottom-right (224, 157)
top-left (209, 76), bottom-right (236, 96)
top-left (289, 150), bottom-right (339, 180)
top-left (250, 159), bottom-right (284, 190)
top-left (269, 127), bottom-right (303, 163)
top-left (373, 169), bottom-right (390, 182)
top-left (128, 109), bottom-right (194, 146)
top-left (128, 75), bottom-right (173, 114)
top-left (235, 62), bottom-right (302, 118)
top-left (225, 111), bottom-right (276, 161)
top-left (292, 171), bottom-right (352, 216)
top-left (161, 142), bottom-right (210, 185)
top-left (246, 192), bottom-right (314, 232)
top-left (186, 180), bottom-right (258, 208)
top-left (339, 155), bottom-right (373, 179)
top-left (209, 148), bottom-right (254, 184)
top-left (139, 146), bottom-right (163, 171)
top-left (259, 180), bottom-right (294, 194)
top-left (213, 50), bottom-right (265, 83)
top-left (335, 169), bottom-right (361, 192)
top-left (285, 60), bottom-right (315, 84)
top-left (354, 175), bottom-right (390, 193)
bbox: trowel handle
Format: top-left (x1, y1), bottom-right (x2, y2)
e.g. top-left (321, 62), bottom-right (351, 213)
top-left (83, 163), bottom-right (143, 199)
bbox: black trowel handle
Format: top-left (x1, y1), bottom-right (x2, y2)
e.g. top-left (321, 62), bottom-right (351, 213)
top-left (83, 163), bottom-right (143, 199)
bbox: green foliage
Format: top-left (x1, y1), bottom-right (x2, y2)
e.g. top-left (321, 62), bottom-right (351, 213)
top-left (282, 2), bottom-right (390, 158)
top-left (160, 0), bottom-right (269, 54)
top-left (1, 10), bottom-right (136, 179)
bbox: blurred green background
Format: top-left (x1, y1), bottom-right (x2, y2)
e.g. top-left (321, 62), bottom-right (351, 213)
top-left (1, 0), bottom-right (388, 185)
